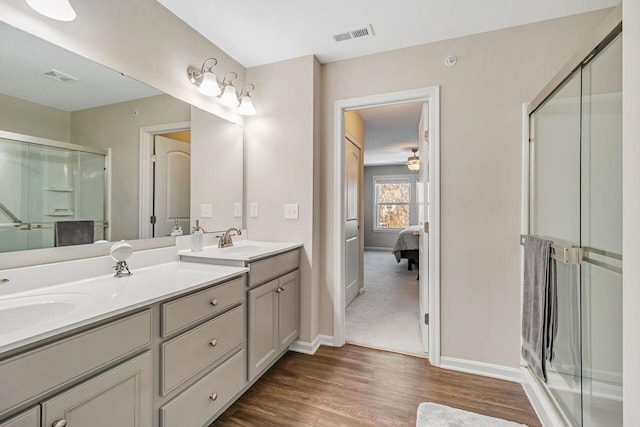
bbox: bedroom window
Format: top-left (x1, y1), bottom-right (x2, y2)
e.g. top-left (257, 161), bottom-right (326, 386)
top-left (374, 177), bottom-right (412, 230)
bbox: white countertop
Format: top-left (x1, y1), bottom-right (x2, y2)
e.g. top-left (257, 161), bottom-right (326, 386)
top-left (179, 240), bottom-right (302, 263)
top-left (0, 261), bottom-right (247, 354)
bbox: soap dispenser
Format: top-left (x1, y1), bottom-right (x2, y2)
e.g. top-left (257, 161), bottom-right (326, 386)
top-left (191, 219), bottom-right (204, 252)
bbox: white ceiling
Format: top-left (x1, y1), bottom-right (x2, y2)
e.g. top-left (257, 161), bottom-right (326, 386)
top-left (157, 0), bottom-right (619, 67)
top-left (0, 23), bottom-right (161, 112)
top-left (359, 102), bottom-right (423, 166)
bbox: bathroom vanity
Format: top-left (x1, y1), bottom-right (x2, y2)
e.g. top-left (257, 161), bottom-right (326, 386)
top-left (180, 241), bottom-right (303, 381)
top-left (0, 241), bottom-right (301, 427)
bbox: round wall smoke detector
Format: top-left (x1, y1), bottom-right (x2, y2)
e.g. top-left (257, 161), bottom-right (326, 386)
top-left (444, 56), bottom-right (457, 67)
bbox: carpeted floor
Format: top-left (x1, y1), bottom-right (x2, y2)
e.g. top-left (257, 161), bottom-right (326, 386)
top-left (346, 249), bottom-right (425, 357)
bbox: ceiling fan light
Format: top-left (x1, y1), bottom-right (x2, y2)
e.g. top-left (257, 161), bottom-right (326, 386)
top-left (25, 0), bottom-right (77, 21)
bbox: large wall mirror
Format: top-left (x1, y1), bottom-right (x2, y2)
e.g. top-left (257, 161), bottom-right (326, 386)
top-left (0, 22), bottom-right (244, 254)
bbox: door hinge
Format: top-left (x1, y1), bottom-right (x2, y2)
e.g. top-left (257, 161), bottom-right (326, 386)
top-left (424, 222), bottom-right (429, 233)
top-left (150, 215), bottom-right (156, 224)
top-left (424, 313), bottom-right (429, 325)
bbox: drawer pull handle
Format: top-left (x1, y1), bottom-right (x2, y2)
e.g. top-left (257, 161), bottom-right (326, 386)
top-left (209, 339), bottom-right (218, 347)
top-left (210, 298), bottom-right (219, 306)
top-left (210, 393), bottom-right (218, 401)
top-left (52, 420), bottom-right (67, 427)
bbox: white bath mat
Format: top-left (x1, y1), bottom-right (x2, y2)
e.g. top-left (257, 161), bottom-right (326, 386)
top-left (416, 402), bottom-right (527, 427)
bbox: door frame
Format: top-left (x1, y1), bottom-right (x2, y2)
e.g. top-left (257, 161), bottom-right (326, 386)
top-left (138, 121), bottom-right (190, 239)
top-left (332, 86), bottom-right (441, 365)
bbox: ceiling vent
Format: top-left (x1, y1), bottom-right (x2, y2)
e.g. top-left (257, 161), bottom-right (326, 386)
top-left (333, 24), bottom-right (374, 43)
top-left (39, 69), bottom-right (79, 83)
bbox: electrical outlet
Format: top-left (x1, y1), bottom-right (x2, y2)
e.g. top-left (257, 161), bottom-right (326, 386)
top-left (234, 203), bottom-right (242, 218)
top-left (284, 203), bottom-right (299, 220)
top-left (200, 204), bottom-right (212, 218)
top-left (250, 203), bottom-right (258, 218)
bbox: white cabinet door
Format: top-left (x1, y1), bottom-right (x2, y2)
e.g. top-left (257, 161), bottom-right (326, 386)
top-left (278, 270), bottom-right (300, 351)
top-left (41, 351), bottom-right (153, 427)
top-left (248, 279), bottom-right (279, 381)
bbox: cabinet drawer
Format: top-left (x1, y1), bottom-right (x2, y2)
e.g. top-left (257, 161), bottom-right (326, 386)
top-left (161, 350), bottom-right (245, 427)
top-left (162, 276), bottom-right (244, 337)
top-left (0, 407), bottom-right (39, 427)
top-left (161, 305), bottom-right (244, 395)
top-left (249, 249), bottom-right (299, 287)
top-left (0, 310), bottom-right (151, 416)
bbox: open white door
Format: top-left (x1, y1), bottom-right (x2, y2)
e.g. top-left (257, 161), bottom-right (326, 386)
top-left (154, 135), bottom-right (190, 237)
top-left (345, 137), bottom-right (361, 307)
top-left (418, 103), bottom-right (429, 353)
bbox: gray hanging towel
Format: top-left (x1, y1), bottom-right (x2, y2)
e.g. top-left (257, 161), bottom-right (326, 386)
top-left (54, 220), bottom-right (95, 247)
top-left (521, 235), bottom-right (557, 382)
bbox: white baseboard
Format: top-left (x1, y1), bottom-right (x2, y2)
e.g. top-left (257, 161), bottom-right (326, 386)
top-left (289, 334), bottom-right (334, 355)
top-left (521, 366), bottom-right (569, 427)
top-left (364, 246), bottom-right (393, 251)
top-left (439, 356), bottom-right (522, 383)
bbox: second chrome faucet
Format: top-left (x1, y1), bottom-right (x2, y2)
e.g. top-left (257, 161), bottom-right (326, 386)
top-left (217, 227), bottom-right (242, 248)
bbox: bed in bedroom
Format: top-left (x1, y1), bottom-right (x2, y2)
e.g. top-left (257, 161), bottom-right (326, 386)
top-left (392, 225), bottom-right (420, 270)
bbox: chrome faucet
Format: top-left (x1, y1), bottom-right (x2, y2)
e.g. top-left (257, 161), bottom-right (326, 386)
top-left (217, 227), bottom-right (242, 248)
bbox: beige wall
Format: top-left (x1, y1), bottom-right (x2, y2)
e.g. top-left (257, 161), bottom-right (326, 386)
top-left (623, 1), bottom-right (640, 424)
top-left (0, 0), bottom-right (246, 125)
top-left (190, 106), bottom-right (244, 233)
top-left (70, 94), bottom-right (190, 241)
top-left (245, 55), bottom-right (320, 342)
top-left (344, 111), bottom-right (364, 143)
top-left (0, 92), bottom-right (70, 141)
top-left (319, 9), bottom-right (612, 368)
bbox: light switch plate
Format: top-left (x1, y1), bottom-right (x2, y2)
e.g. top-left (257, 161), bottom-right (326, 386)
top-left (284, 203), bottom-right (299, 220)
top-left (200, 203), bottom-right (212, 218)
top-left (250, 203), bottom-right (258, 218)
top-left (234, 203), bottom-right (242, 218)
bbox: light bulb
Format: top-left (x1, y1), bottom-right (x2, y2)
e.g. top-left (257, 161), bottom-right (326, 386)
top-left (238, 96), bottom-right (256, 115)
top-left (198, 71), bottom-right (221, 97)
top-left (219, 85), bottom-right (239, 107)
top-left (25, 0), bottom-right (77, 21)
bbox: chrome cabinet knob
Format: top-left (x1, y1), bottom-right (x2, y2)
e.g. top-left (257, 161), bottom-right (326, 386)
top-left (210, 298), bottom-right (218, 306)
top-left (209, 339), bottom-right (218, 347)
top-left (281, 285), bottom-right (286, 291)
top-left (275, 288), bottom-right (281, 293)
top-left (210, 393), bottom-right (218, 401)
top-left (52, 420), bottom-right (67, 427)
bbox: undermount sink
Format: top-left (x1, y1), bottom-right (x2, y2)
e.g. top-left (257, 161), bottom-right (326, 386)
top-left (0, 293), bottom-right (93, 335)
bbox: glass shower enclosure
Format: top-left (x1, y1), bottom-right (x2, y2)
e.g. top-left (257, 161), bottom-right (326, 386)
top-left (0, 132), bottom-right (108, 252)
top-left (528, 32), bottom-right (622, 426)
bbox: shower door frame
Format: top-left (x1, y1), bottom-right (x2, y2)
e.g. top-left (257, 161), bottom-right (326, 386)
top-left (0, 129), bottom-right (111, 242)
top-left (519, 6), bottom-right (622, 426)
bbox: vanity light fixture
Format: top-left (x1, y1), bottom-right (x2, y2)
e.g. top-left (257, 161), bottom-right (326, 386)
top-left (407, 148), bottom-right (420, 171)
top-left (219, 72), bottom-right (240, 107)
top-left (237, 84), bottom-right (256, 116)
top-left (187, 59), bottom-right (257, 114)
top-left (25, 0), bottom-right (77, 21)
top-left (187, 58), bottom-right (222, 97)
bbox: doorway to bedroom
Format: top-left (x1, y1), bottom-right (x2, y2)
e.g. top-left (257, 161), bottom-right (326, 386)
top-left (344, 101), bottom-right (428, 358)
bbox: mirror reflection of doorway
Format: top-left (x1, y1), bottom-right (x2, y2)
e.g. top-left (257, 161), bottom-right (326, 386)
top-left (152, 131), bottom-right (191, 237)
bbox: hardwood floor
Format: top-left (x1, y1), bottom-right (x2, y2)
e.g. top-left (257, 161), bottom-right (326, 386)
top-left (213, 344), bottom-right (541, 426)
